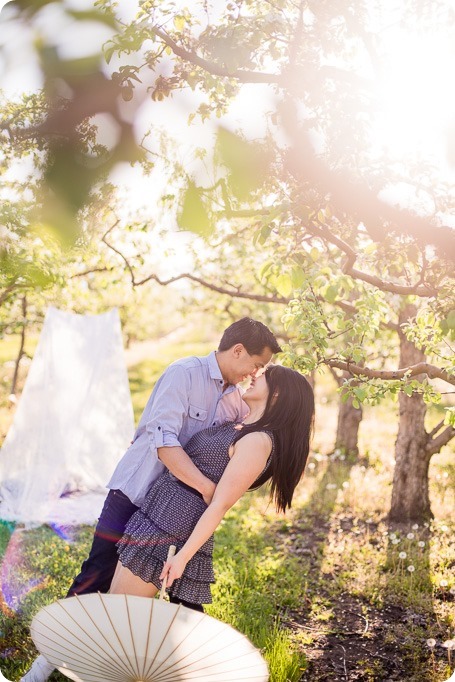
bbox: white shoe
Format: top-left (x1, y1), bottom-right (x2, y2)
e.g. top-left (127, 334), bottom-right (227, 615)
top-left (20, 656), bottom-right (54, 682)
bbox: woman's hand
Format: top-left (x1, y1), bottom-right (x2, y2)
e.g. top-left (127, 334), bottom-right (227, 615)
top-left (160, 551), bottom-right (188, 588)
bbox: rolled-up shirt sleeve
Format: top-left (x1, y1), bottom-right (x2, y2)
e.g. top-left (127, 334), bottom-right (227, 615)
top-left (144, 364), bottom-right (191, 452)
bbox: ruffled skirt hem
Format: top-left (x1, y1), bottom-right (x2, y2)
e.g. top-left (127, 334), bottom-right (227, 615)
top-left (117, 519), bottom-right (215, 604)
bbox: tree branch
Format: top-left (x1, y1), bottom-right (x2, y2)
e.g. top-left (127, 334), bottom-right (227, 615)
top-left (221, 206), bottom-right (287, 218)
top-left (0, 281), bottom-right (21, 307)
top-left (327, 359), bottom-right (455, 387)
top-left (426, 425), bottom-right (455, 456)
top-left (103, 223), bottom-right (406, 326)
top-left (152, 26), bottom-right (281, 84)
top-left (303, 219), bottom-right (438, 297)
top-left (288, 0), bottom-right (305, 68)
top-left (10, 296), bottom-right (27, 396)
top-left (101, 228), bottom-right (288, 302)
top-left (427, 419), bottom-right (445, 440)
top-left (70, 267), bottom-right (112, 278)
top-left (285, 114), bottom-right (455, 262)
top-left (344, 263), bottom-right (437, 297)
top-left (328, 365), bottom-right (343, 387)
top-left (102, 232), bottom-right (136, 286)
top-left (135, 272), bottom-right (289, 303)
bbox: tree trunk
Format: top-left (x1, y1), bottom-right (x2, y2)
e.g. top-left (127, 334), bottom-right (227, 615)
top-left (335, 372), bottom-right (362, 457)
top-left (389, 305), bottom-right (432, 522)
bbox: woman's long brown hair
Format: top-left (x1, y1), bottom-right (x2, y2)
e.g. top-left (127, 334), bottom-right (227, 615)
top-left (234, 365), bottom-right (315, 512)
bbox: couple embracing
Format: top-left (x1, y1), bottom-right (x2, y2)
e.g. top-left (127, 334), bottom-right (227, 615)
top-left (23, 317), bottom-right (314, 682)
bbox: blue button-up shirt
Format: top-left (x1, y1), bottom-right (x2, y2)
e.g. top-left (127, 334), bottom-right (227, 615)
top-left (108, 351), bottom-right (248, 505)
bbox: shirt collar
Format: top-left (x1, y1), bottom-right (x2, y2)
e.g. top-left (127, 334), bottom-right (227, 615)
top-left (208, 350), bottom-right (237, 393)
top-left (208, 350), bottom-right (224, 382)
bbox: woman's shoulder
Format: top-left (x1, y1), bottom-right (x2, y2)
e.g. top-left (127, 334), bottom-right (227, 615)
top-left (235, 429), bottom-right (274, 453)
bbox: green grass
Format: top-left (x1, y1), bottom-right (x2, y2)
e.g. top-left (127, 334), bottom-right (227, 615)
top-left (0, 525), bottom-right (94, 680)
top-left (0, 343), bottom-right (454, 681)
top-left (0, 335), bottom-right (38, 365)
top-left (0, 503), bottom-right (305, 681)
top-left (208, 495), bottom-right (307, 680)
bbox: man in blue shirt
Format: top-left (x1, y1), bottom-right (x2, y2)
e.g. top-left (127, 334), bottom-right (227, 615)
top-left (22, 318), bottom-right (281, 682)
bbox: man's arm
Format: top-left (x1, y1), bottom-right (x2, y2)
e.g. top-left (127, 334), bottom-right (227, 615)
top-left (144, 364), bottom-right (215, 502)
top-left (158, 446), bottom-right (216, 504)
top-left (160, 431), bottom-right (272, 586)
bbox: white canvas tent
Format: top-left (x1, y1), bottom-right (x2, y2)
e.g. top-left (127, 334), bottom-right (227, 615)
top-left (0, 307), bottom-right (134, 525)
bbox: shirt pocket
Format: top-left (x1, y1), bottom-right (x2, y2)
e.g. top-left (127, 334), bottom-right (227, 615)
top-left (188, 404), bottom-right (208, 421)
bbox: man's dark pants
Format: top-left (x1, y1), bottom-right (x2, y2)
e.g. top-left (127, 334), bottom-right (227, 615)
top-left (66, 489), bottom-right (204, 612)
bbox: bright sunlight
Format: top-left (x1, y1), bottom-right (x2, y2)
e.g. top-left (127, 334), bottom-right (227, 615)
top-left (373, 24), bottom-right (455, 167)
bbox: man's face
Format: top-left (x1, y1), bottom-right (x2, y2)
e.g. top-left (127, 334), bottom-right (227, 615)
top-left (225, 344), bottom-right (273, 386)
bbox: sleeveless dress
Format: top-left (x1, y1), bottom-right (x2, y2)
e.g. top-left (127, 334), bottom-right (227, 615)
top-left (116, 421), bottom-right (274, 604)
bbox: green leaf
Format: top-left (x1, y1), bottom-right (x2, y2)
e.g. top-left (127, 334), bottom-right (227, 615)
top-left (325, 285), bottom-right (338, 303)
top-left (104, 43), bottom-right (117, 64)
top-left (174, 15), bottom-right (186, 31)
top-left (351, 348), bottom-right (364, 363)
top-left (291, 266), bottom-right (305, 290)
top-left (67, 9), bottom-right (118, 29)
top-left (446, 309), bottom-right (455, 330)
top-left (216, 127), bottom-right (269, 200)
top-left (354, 387), bottom-right (366, 401)
top-left (443, 407), bottom-right (455, 427)
top-left (177, 182), bottom-right (212, 237)
top-left (258, 259), bottom-right (274, 280)
top-left (257, 223), bottom-right (272, 245)
top-left (11, 0), bottom-right (56, 16)
top-left (275, 274), bottom-right (293, 298)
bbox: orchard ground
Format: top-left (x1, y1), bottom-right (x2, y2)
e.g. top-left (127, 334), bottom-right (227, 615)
top-left (0, 337), bottom-right (453, 681)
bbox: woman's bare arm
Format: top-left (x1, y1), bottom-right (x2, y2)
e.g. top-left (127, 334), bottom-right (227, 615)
top-left (160, 431), bottom-right (272, 586)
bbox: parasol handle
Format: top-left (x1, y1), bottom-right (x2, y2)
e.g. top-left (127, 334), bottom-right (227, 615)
top-left (159, 544), bottom-right (176, 600)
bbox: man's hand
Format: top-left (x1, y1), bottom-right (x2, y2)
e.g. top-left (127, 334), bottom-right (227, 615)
top-left (158, 446), bottom-right (216, 502)
top-left (201, 480), bottom-right (216, 506)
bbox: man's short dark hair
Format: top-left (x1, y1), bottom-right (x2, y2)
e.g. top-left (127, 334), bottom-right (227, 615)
top-left (218, 318), bottom-right (281, 355)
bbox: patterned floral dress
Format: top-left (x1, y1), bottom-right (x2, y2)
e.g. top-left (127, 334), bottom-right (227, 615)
top-left (117, 421), bottom-right (274, 604)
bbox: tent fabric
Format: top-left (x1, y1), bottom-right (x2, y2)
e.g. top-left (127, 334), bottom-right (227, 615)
top-left (0, 307), bottom-right (134, 526)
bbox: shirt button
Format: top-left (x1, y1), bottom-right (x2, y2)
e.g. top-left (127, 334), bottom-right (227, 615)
top-left (158, 426), bottom-right (161, 430)
top-left (196, 412), bottom-right (200, 417)
top-left (213, 422), bottom-right (216, 426)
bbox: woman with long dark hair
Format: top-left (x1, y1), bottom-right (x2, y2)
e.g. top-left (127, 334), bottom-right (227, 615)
top-left (110, 365), bottom-right (314, 604)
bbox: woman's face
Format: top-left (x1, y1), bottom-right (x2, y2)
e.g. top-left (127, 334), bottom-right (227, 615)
top-left (243, 372), bottom-right (270, 403)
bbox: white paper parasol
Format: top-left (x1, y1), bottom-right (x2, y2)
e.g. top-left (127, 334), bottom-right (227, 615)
top-left (30, 592), bottom-right (269, 681)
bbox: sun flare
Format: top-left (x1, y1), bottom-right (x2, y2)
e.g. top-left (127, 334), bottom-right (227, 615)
top-left (373, 26), bottom-right (455, 165)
